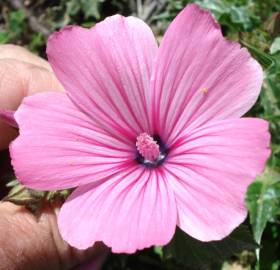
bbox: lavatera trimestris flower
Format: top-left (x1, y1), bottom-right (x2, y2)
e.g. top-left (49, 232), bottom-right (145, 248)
top-left (9, 4), bottom-right (270, 253)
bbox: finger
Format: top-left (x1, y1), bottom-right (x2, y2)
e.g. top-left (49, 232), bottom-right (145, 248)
top-left (0, 202), bottom-right (108, 270)
top-left (0, 59), bottom-right (63, 150)
top-left (0, 44), bottom-right (51, 71)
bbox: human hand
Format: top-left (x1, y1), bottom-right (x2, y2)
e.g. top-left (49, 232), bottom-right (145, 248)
top-left (0, 45), bottom-right (108, 270)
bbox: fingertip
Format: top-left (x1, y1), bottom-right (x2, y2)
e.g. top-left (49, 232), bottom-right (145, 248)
top-left (0, 44), bottom-right (52, 71)
top-left (0, 58), bottom-right (63, 149)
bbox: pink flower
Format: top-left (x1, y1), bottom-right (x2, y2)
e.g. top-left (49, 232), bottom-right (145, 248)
top-left (10, 4), bottom-right (270, 253)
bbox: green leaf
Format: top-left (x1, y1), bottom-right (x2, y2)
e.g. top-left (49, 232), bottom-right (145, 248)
top-left (241, 41), bottom-right (275, 70)
top-left (270, 37), bottom-right (280, 54)
top-left (197, 0), bottom-right (260, 32)
top-left (0, 31), bottom-right (10, 43)
top-left (9, 10), bottom-right (26, 36)
top-left (3, 179), bottom-right (72, 213)
top-left (28, 33), bottom-right (45, 53)
top-left (163, 226), bottom-right (257, 269)
top-left (246, 169), bottom-right (280, 245)
top-left (153, 246), bottom-right (163, 259)
top-left (197, 0), bottom-right (230, 20)
top-left (230, 6), bottom-right (258, 31)
top-left (80, 0), bottom-right (104, 19)
top-left (3, 181), bottom-right (47, 213)
top-left (259, 224), bottom-right (280, 270)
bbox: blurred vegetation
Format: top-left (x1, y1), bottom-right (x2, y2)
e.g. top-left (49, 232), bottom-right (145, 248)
top-left (1, 0), bottom-right (280, 269)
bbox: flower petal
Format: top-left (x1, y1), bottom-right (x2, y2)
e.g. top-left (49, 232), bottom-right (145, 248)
top-left (151, 4), bottom-right (263, 145)
top-left (165, 118), bottom-right (270, 241)
top-left (47, 16), bottom-right (157, 140)
top-left (0, 109), bottom-right (17, 128)
top-left (58, 166), bottom-right (177, 253)
top-left (11, 92), bottom-right (135, 190)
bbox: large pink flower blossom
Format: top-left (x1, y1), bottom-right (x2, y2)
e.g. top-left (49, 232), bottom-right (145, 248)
top-left (10, 4), bottom-right (270, 253)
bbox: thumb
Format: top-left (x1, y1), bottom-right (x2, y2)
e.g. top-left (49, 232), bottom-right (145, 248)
top-left (0, 202), bottom-right (108, 270)
top-left (0, 46), bottom-right (63, 150)
top-left (0, 46), bottom-right (109, 268)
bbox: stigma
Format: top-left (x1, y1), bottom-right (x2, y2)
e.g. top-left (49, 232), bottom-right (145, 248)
top-left (136, 133), bottom-right (160, 162)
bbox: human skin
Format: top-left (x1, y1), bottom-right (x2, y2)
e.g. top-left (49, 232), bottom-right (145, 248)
top-left (0, 44), bottom-right (107, 270)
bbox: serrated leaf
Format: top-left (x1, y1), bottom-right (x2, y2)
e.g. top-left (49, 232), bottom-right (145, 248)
top-left (6, 179), bottom-right (19, 188)
top-left (163, 226), bottom-right (257, 270)
top-left (3, 179), bottom-right (72, 213)
top-left (45, 189), bottom-right (73, 202)
top-left (246, 169), bottom-right (280, 244)
top-left (3, 180), bottom-right (47, 213)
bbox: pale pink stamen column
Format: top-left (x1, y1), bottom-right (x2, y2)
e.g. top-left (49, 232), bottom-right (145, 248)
top-left (136, 133), bottom-right (160, 161)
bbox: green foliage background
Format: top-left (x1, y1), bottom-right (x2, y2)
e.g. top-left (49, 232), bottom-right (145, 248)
top-left (1, 0), bottom-right (280, 269)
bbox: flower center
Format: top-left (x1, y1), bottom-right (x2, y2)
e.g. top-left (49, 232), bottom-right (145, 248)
top-left (136, 133), bottom-right (160, 161)
top-left (136, 133), bottom-right (167, 167)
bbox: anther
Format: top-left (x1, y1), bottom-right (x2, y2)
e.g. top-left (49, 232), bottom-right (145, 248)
top-left (136, 133), bottom-right (160, 162)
